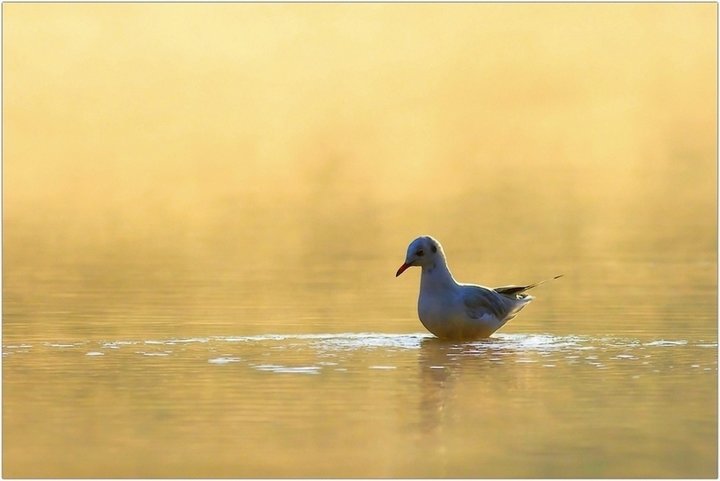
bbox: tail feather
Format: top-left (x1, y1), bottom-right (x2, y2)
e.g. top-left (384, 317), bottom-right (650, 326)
top-left (494, 274), bottom-right (563, 297)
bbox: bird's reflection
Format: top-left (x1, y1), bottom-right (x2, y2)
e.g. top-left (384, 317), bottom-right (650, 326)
top-left (416, 336), bottom-right (515, 435)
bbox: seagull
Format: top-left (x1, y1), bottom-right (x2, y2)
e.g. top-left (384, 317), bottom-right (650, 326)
top-left (396, 235), bottom-right (561, 340)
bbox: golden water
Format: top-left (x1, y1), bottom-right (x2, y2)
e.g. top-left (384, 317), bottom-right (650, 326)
top-left (3, 3), bottom-right (717, 478)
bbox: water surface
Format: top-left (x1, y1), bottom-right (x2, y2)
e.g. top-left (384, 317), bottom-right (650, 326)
top-left (3, 332), bottom-right (716, 477)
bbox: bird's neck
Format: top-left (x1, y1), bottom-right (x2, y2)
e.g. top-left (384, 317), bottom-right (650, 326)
top-left (420, 258), bottom-right (456, 291)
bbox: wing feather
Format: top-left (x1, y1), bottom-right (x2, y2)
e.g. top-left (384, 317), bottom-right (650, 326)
top-left (462, 286), bottom-right (511, 320)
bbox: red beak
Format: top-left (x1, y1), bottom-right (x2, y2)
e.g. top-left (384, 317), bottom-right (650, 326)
top-left (395, 262), bottom-right (411, 277)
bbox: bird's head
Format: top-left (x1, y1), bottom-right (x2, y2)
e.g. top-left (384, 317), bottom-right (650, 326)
top-left (396, 236), bottom-right (444, 277)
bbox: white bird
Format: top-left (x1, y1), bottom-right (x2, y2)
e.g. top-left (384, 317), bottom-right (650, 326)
top-left (396, 235), bottom-right (561, 340)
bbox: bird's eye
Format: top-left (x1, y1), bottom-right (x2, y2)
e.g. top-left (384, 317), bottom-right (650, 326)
top-left (431, 245), bottom-right (437, 253)
top-left (416, 249), bottom-right (424, 257)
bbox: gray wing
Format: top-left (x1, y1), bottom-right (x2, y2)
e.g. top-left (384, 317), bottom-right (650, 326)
top-left (462, 285), bottom-right (516, 320)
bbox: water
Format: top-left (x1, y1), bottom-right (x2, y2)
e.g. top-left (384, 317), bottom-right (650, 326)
top-left (3, 3), bottom-right (717, 478)
top-left (3, 332), bottom-right (717, 477)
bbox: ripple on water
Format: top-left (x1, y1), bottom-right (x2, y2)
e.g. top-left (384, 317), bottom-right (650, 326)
top-left (5, 332), bottom-right (716, 375)
top-left (311, 333), bottom-right (428, 351)
top-left (102, 341), bottom-right (138, 349)
top-left (489, 333), bottom-right (588, 351)
top-left (219, 332), bottom-right (429, 348)
top-left (644, 340), bottom-right (688, 347)
top-left (137, 351), bottom-right (171, 357)
top-left (45, 342), bottom-right (84, 348)
top-left (208, 357), bottom-right (241, 365)
top-left (253, 364), bottom-right (321, 374)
